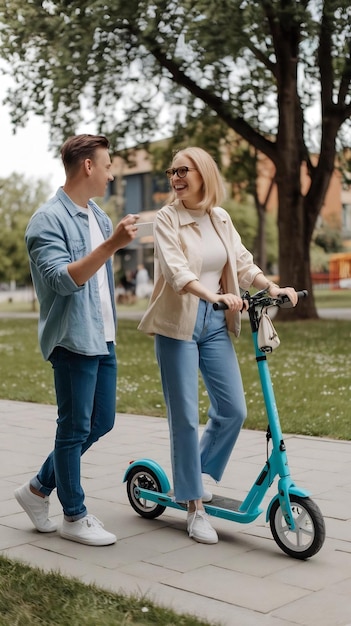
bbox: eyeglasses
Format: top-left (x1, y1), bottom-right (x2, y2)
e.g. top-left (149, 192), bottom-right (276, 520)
top-left (165, 166), bottom-right (198, 179)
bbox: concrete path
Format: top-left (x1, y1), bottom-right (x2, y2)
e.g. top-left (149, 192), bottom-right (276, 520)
top-left (0, 307), bottom-right (350, 321)
top-left (0, 399), bottom-right (350, 625)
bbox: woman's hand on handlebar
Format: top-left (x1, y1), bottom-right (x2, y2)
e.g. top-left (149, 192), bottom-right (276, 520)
top-left (268, 285), bottom-right (298, 306)
top-left (215, 293), bottom-right (247, 312)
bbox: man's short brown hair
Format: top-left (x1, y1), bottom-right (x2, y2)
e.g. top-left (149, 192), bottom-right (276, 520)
top-left (61, 134), bottom-right (110, 175)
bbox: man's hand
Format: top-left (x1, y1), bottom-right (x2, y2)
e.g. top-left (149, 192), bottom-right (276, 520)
top-left (111, 214), bottom-right (140, 251)
top-left (68, 214), bottom-right (140, 286)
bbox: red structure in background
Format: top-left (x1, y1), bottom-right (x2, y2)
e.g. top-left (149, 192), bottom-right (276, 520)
top-left (329, 252), bottom-right (351, 289)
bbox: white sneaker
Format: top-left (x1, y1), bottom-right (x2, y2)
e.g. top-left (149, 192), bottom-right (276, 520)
top-left (60, 514), bottom-right (116, 546)
top-left (177, 489), bottom-right (213, 505)
top-left (187, 509), bottom-right (218, 544)
top-left (202, 489), bottom-right (213, 503)
top-left (14, 482), bottom-right (57, 533)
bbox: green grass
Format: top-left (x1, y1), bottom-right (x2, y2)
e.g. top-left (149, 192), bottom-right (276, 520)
top-left (313, 288), bottom-right (351, 308)
top-left (239, 318), bottom-right (351, 439)
top-left (0, 286), bottom-right (350, 315)
top-left (0, 555), bottom-right (212, 626)
top-left (0, 315), bottom-right (350, 439)
top-left (0, 298), bottom-right (148, 314)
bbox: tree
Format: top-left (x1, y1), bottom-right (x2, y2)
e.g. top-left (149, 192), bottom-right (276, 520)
top-left (0, 174), bottom-right (50, 285)
top-left (1, 0), bottom-right (350, 318)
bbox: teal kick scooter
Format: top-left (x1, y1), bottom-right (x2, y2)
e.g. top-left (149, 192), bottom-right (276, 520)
top-left (124, 289), bottom-right (326, 559)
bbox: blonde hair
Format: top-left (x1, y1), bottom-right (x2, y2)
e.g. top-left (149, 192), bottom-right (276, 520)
top-left (167, 147), bottom-right (226, 211)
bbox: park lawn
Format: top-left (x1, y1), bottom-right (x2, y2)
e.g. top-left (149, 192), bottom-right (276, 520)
top-left (0, 316), bottom-right (350, 440)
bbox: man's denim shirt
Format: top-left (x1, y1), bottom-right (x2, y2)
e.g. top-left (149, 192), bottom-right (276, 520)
top-left (25, 187), bottom-right (117, 360)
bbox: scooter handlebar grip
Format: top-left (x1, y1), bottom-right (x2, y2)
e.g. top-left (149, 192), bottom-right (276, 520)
top-left (297, 289), bottom-right (308, 299)
top-left (279, 289), bottom-right (308, 307)
top-left (213, 301), bottom-right (229, 310)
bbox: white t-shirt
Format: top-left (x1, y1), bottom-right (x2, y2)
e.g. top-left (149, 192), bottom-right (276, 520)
top-left (186, 209), bottom-right (227, 293)
top-left (78, 204), bottom-right (115, 342)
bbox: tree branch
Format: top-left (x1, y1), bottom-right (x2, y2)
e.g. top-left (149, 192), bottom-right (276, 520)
top-left (318, 4), bottom-right (334, 114)
top-left (338, 41), bottom-right (351, 117)
top-left (128, 25), bottom-right (277, 163)
top-left (246, 42), bottom-right (277, 77)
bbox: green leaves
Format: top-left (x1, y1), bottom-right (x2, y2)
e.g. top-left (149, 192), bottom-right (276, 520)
top-left (1, 0), bottom-right (350, 152)
top-left (1, 0), bottom-right (350, 314)
top-left (0, 174), bottom-right (50, 284)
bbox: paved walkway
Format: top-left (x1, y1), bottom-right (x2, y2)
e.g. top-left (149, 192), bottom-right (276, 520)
top-left (1, 400), bottom-right (350, 625)
top-left (0, 307), bottom-right (351, 321)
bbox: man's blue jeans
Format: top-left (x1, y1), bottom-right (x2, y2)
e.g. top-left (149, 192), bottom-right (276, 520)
top-left (30, 342), bottom-right (117, 520)
top-left (155, 300), bottom-right (247, 503)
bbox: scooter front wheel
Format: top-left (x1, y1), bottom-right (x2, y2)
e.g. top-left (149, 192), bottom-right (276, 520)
top-left (126, 465), bottom-right (166, 519)
top-left (269, 495), bottom-right (325, 559)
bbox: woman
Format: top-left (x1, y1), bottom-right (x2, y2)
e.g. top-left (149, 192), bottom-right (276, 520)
top-left (138, 147), bottom-right (297, 544)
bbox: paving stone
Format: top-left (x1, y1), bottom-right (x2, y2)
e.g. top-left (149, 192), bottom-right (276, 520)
top-left (1, 400), bottom-right (350, 626)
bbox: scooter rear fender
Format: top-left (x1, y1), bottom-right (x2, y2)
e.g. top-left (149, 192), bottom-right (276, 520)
top-left (123, 458), bottom-right (171, 494)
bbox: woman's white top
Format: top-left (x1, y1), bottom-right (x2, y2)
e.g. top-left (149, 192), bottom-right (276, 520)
top-left (186, 208), bottom-right (227, 293)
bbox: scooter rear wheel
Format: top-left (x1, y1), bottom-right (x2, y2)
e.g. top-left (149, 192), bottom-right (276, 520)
top-left (269, 495), bottom-right (325, 559)
top-left (126, 465), bottom-right (166, 519)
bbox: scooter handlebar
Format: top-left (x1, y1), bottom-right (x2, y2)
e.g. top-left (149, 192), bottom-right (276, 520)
top-left (213, 289), bottom-right (308, 310)
top-left (279, 290), bottom-right (308, 308)
top-left (213, 301), bottom-right (229, 310)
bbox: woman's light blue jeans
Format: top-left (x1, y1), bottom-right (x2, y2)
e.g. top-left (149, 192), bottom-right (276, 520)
top-left (30, 342), bottom-right (117, 520)
top-left (155, 299), bottom-right (246, 502)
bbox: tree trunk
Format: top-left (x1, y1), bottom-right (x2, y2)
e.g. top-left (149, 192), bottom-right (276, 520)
top-left (274, 106), bottom-right (319, 320)
top-left (277, 188), bottom-right (318, 319)
top-left (254, 201), bottom-right (267, 273)
top-left (269, 13), bottom-right (319, 320)
top-left (254, 172), bottom-right (275, 274)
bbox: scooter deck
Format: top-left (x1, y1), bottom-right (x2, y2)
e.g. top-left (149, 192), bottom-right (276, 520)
top-left (206, 494), bottom-right (244, 512)
top-left (168, 490), bottom-right (243, 512)
top-left (138, 487), bottom-right (263, 522)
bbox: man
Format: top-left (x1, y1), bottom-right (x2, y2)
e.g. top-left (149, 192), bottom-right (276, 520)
top-left (15, 134), bottom-right (139, 546)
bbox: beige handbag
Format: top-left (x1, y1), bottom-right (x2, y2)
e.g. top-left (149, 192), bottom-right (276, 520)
top-left (257, 309), bottom-right (280, 352)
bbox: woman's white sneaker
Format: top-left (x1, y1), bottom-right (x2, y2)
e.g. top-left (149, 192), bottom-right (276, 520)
top-left (187, 510), bottom-right (218, 544)
top-left (14, 482), bottom-right (57, 533)
top-left (176, 489), bottom-right (213, 506)
top-left (202, 489), bottom-right (213, 502)
top-left (60, 514), bottom-right (116, 546)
